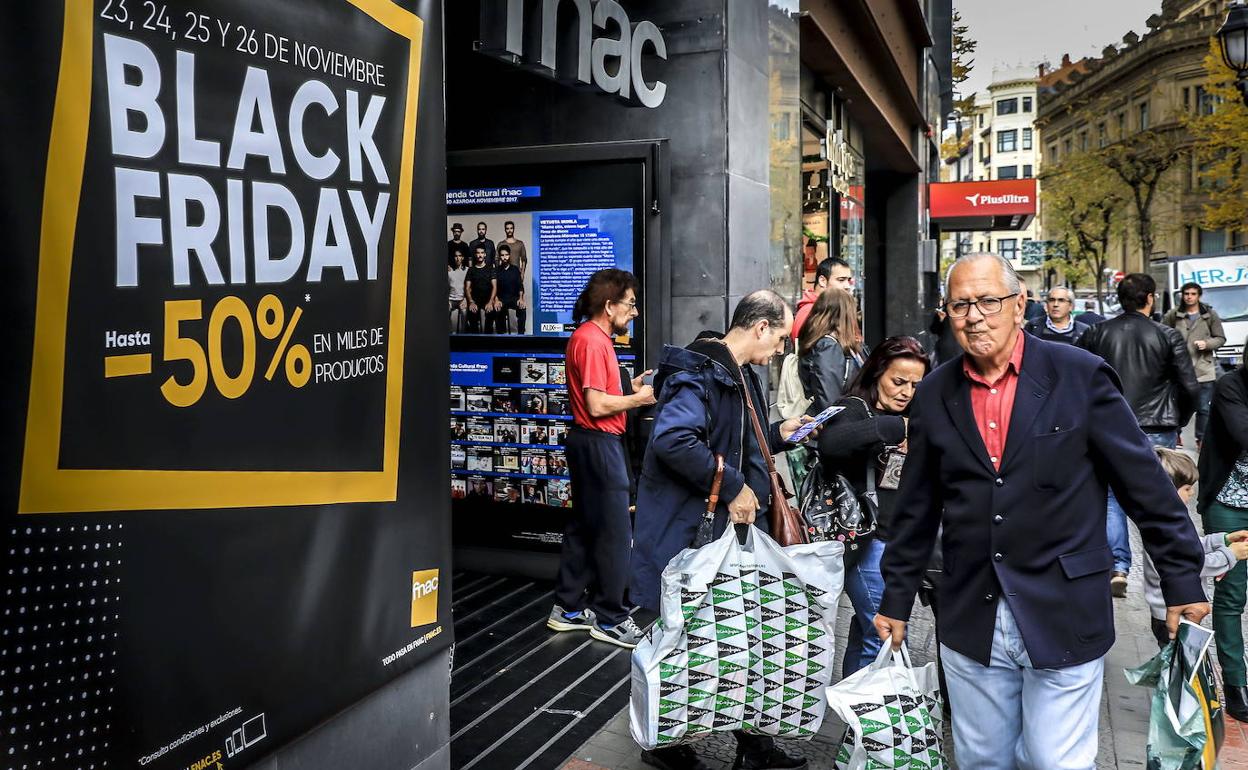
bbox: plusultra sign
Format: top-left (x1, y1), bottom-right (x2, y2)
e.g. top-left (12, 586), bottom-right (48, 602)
top-left (477, 0), bottom-right (668, 108)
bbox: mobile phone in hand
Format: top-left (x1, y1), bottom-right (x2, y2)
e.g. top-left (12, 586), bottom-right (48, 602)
top-left (785, 405), bottom-right (844, 444)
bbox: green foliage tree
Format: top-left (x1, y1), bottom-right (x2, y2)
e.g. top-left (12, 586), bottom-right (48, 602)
top-left (1041, 151), bottom-right (1128, 303)
top-left (1100, 126), bottom-right (1185, 263)
top-left (1184, 39), bottom-right (1248, 239)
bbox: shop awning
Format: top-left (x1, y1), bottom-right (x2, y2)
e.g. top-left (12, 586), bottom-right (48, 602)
top-left (929, 179), bottom-right (1037, 231)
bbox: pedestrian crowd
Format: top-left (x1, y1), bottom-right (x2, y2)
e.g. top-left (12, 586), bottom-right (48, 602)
top-left (542, 254), bottom-right (1247, 770)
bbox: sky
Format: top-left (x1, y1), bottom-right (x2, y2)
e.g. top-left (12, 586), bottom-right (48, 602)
top-left (955, 0), bottom-right (1163, 99)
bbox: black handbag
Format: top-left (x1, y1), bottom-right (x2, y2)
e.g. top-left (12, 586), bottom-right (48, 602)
top-left (796, 399), bottom-right (878, 566)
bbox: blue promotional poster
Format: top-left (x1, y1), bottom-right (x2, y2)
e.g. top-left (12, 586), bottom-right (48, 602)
top-left (446, 203), bottom-right (634, 338)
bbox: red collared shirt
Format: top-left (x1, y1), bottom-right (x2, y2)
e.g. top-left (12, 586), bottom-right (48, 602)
top-left (962, 333), bottom-right (1026, 470)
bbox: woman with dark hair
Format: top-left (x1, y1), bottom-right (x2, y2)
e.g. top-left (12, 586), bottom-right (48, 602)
top-left (1199, 338), bottom-right (1248, 720)
top-left (817, 335), bottom-right (930, 676)
top-left (798, 287), bottom-right (864, 415)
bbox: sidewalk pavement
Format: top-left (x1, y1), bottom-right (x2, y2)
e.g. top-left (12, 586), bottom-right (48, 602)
top-left (565, 498), bottom-right (1248, 768)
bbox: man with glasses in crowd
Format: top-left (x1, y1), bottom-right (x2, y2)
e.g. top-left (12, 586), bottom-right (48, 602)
top-left (877, 254), bottom-right (1207, 770)
top-left (1080, 273), bottom-right (1201, 597)
top-left (1024, 286), bottom-right (1090, 345)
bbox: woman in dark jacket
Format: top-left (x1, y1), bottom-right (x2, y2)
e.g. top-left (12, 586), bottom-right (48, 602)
top-left (1199, 345), bottom-right (1248, 720)
top-left (798, 287), bottom-right (864, 415)
top-left (817, 336), bottom-right (930, 677)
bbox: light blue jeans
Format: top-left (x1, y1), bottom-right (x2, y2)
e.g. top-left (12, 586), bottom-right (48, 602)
top-left (841, 538), bottom-right (885, 678)
top-left (1106, 430), bottom-right (1178, 573)
top-left (941, 600), bottom-right (1104, 770)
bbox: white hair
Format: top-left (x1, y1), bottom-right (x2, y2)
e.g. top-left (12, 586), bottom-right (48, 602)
top-left (944, 252), bottom-right (1022, 299)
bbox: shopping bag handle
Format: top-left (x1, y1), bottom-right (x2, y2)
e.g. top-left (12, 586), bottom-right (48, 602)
top-left (869, 640), bottom-right (921, 692)
top-left (735, 523), bottom-right (749, 546)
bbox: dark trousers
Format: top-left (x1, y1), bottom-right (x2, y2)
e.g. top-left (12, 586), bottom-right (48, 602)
top-left (1206, 501), bottom-right (1248, 685)
top-left (487, 300), bottom-right (526, 334)
top-left (465, 302), bottom-right (488, 333)
top-left (1196, 381), bottom-right (1215, 441)
top-left (554, 427), bottom-right (631, 625)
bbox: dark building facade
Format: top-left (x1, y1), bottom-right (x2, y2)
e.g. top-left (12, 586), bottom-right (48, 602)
top-left (446, 0), bottom-right (952, 344)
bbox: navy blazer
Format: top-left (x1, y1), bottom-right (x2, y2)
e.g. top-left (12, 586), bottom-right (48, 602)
top-left (879, 333), bottom-right (1206, 668)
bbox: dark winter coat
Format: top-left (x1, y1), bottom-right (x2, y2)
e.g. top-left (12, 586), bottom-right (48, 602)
top-left (1023, 317), bottom-right (1091, 346)
top-left (816, 397), bottom-right (907, 539)
top-left (630, 339), bottom-right (793, 612)
top-left (1079, 313), bottom-right (1200, 431)
top-left (798, 335), bottom-right (861, 415)
top-left (1198, 367), bottom-right (1248, 514)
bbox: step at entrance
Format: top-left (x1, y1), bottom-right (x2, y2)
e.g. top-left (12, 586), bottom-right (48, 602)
top-left (450, 573), bottom-right (632, 769)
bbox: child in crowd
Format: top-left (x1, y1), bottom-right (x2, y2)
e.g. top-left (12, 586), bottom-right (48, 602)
top-left (1143, 447), bottom-right (1248, 648)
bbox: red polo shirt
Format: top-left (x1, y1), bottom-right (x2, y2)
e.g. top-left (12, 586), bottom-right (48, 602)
top-left (566, 321), bottom-right (626, 434)
top-left (962, 332), bottom-right (1025, 470)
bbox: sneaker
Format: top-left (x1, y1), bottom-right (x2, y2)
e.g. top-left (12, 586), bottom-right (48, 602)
top-left (546, 605), bottom-right (595, 632)
top-left (590, 616), bottom-right (645, 648)
top-left (641, 745), bottom-right (711, 770)
top-left (1111, 571), bottom-right (1128, 598)
top-left (733, 744), bottom-right (808, 770)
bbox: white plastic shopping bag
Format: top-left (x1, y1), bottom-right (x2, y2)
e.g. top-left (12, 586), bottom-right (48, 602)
top-left (826, 643), bottom-right (949, 770)
top-left (630, 524), bottom-right (844, 749)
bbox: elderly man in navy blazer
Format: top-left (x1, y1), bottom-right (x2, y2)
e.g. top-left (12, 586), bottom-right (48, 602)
top-left (875, 253), bottom-right (1209, 769)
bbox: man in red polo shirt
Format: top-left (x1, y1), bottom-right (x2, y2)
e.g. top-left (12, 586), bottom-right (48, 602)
top-left (874, 253), bottom-right (1207, 769)
top-left (547, 269), bottom-right (656, 648)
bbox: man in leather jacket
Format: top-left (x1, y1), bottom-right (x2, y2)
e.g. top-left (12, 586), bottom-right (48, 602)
top-left (1080, 273), bottom-right (1200, 595)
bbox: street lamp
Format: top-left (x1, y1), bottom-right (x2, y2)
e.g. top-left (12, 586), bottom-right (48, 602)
top-left (1218, 1), bottom-right (1248, 105)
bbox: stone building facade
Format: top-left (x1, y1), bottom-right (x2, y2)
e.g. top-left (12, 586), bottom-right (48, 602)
top-left (1036, 0), bottom-right (1242, 274)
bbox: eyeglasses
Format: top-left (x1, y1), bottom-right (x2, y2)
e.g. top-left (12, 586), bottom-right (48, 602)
top-left (613, 299), bottom-right (638, 309)
top-left (1046, 297), bottom-right (1072, 304)
top-left (945, 293), bottom-right (1020, 318)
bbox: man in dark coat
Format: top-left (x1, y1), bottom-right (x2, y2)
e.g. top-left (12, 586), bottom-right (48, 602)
top-left (1080, 273), bottom-right (1200, 596)
top-left (1022, 286), bottom-right (1090, 345)
top-left (1198, 350), bottom-right (1248, 720)
top-left (875, 253), bottom-right (1207, 770)
top-left (630, 290), bottom-right (810, 770)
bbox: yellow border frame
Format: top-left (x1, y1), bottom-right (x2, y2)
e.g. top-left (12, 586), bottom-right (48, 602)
top-left (18, 0), bottom-right (424, 513)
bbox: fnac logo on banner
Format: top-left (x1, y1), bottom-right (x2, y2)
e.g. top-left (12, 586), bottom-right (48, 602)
top-left (411, 569), bottom-right (439, 628)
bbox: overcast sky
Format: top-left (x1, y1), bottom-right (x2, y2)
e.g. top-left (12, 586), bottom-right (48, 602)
top-left (955, 0), bottom-right (1163, 98)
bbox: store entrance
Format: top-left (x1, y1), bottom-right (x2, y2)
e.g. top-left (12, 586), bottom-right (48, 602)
top-left (442, 143), bottom-right (666, 769)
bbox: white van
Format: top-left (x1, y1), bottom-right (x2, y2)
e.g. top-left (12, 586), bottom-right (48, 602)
top-left (1156, 251), bottom-right (1248, 369)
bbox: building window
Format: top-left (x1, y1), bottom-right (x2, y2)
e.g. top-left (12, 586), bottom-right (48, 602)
top-left (1139, 102), bottom-right (1150, 130)
top-left (1049, 145), bottom-right (1058, 163)
top-left (1196, 86), bottom-right (1216, 115)
top-left (997, 129), bottom-right (1018, 153)
top-left (1097, 123), bottom-right (1107, 148)
top-left (1023, 164), bottom-right (1033, 178)
top-left (998, 238), bottom-right (1018, 261)
top-left (979, 142), bottom-right (988, 162)
top-left (998, 165), bottom-right (1019, 180)
top-left (1117, 112), bottom-right (1127, 136)
top-left (1022, 128), bottom-right (1033, 150)
top-left (1199, 229), bottom-right (1226, 254)
top-left (997, 98), bottom-right (1018, 115)
top-left (1079, 131), bottom-right (1088, 151)
top-left (1022, 96), bottom-right (1033, 112)
top-left (1063, 138), bottom-right (1072, 156)
top-left (1183, 87), bottom-right (1191, 113)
